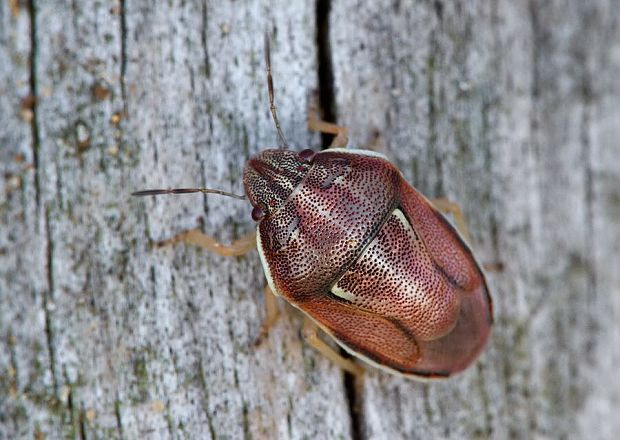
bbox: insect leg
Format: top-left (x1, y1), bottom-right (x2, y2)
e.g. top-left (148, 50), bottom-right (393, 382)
top-left (307, 102), bottom-right (349, 148)
top-left (154, 229), bottom-right (257, 257)
top-left (430, 197), bottom-right (472, 244)
top-left (252, 285), bottom-right (281, 346)
top-left (302, 319), bottom-right (364, 377)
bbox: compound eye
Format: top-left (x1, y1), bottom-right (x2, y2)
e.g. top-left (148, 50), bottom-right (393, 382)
top-left (251, 206), bottom-right (265, 222)
top-left (298, 148), bottom-right (316, 163)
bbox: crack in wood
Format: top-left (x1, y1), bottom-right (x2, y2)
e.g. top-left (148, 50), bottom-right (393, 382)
top-left (201, 0), bottom-right (211, 79)
top-left (79, 404), bottom-right (87, 440)
top-left (316, 1), bottom-right (364, 439)
top-left (119, 0), bottom-right (128, 115)
top-left (114, 396), bottom-right (124, 439)
top-left (44, 205), bottom-right (58, 396)
top-left (27, 0), bottom-right (41, 207)
top-left (316, 0), bottom-right (337, 148)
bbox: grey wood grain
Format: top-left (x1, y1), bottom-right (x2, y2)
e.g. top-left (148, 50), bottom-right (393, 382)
top-left (329, 0), bottom-right (620, 439)
top-left (1, 1), bottom-right (350, 439)
top-left (1, 0), bottom-right (619, 439)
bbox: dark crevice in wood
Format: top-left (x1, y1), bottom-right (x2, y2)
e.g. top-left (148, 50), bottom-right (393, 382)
top-left (27, 0), bottom-right (41, 207)
top-left (200, 0), bottom-right (211, 79)
top-left (286, 396), bottom-right (293, 438)
top-left (114, 397), bottom-right (124, 438)
top-left (150, 265), bottom-right (157, 299)
top-left (316, 3), bottom-right (364, 439)
top-left (66, 378), bottom-right (74, 423)
top-left (433, 0), bottom-right (444, 22)
top-left (344, 373), bottom-right (363, 440)
top-left (79, 405), bottom-right (87, 440)
top-left (242, 401), bottom-right (250, 440)
top-left (44, 206), bottom-right (58, 395)
top-left (316, 0), bottom-right (336, 148)
top-left (119, 0), bottom-right (128, 114)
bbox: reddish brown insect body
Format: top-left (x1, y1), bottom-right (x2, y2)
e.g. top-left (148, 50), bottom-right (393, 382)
top-left (245, 147), bottom-right (492, 378)
top-left (134, 35), bottom-right (492, 379)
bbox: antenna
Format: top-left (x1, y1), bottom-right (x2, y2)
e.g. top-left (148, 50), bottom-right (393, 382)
top-left (264, 33), bottom-right (289, 149)
top-left (132, 38), bottom-right (287, 201)
top-left (132, 188), bottom-right (246, 200)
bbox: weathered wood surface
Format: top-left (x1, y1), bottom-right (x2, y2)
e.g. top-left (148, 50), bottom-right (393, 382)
top-left (1, 1), bottom-right (619, 439)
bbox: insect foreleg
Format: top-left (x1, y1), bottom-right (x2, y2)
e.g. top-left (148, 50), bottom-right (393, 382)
top-left (154, 229), bottom-right (257, 257)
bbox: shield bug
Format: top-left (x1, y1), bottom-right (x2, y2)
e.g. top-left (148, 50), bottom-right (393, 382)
top-left (133, 35), bottom-right (492, 379)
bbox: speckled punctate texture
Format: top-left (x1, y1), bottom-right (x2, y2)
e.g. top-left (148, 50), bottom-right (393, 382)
top-left (252, 150), bottom-right (398, 296)
top-left (249, 149), bottom-right (491, 377)
top-left (244, 149), bottom-right (311, 216)
top-left (2, 0), bottom-right (620, 439)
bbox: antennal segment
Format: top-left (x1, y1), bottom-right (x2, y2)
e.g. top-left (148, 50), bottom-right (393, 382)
top-left (132, 187), bottom-right (246, 200)
top-left (264, 33), bottom-right (289, 149)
